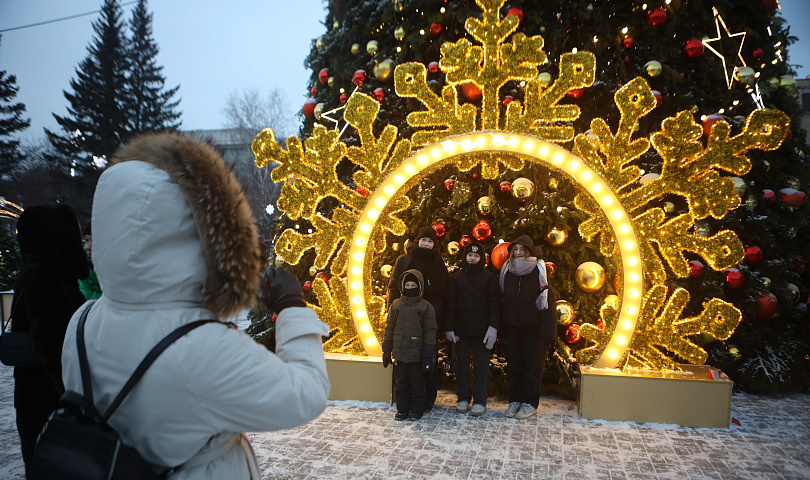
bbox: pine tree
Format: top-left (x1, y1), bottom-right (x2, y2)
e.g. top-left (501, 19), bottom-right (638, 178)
top-left (264, 0), bottom-right (808, 393)
top-left (128, 0), bottom-right (181, 133)
top-left (0, 35), bottom-right (31, 182)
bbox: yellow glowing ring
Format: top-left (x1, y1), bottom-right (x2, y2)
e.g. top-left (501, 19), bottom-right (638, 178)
top-left (348, 132), bottom-right (643, 368)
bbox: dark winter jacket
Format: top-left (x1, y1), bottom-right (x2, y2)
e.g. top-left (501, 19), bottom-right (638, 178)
top-left (387, 241), bottom-right (449, 325)
top-left (384, 270), bottom-right (438, 363)
top-left (445, 243), bottom-right (501, 336)
top-left (501, 266), bottom-right (556, 341)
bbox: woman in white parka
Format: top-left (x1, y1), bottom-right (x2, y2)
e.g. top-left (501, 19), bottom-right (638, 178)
top-left (60, 133), bottom-right (330, 478)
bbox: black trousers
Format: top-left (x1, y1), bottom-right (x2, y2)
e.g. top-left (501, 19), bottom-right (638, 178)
top-left (505, 327), bottom-right (549, 408)
top-left (424, 354), bottom-right (437, 408)
top-left (395, 361), bottom-right (426, 415)
top-left (455, 334), bottom-right (491, 406)
top-left (14, 368), bottom-right (61, 479)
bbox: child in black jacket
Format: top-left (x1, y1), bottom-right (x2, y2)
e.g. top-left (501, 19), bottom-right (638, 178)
top-left (444, 241), bottom-right (501, 416)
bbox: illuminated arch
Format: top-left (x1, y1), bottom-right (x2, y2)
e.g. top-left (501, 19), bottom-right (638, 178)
top-left (348, 131), bottom-right (643, 369)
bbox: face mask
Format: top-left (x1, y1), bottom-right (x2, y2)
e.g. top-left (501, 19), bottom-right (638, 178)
top-left (403, 286), bottom-right (420, 297)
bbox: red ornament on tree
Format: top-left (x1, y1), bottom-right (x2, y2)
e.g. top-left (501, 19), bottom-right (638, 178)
top-left (499, 180), bottom-right (512, 194)
top-left (567, 88), bottom-right (585, 99)
top-left (314, 272), bottom-right (330, 282)
top-left (428, 61), bottom-right (440, 73)
top-left (565, 324), bottom-right (582, 343)
top-left (745, 245), bottom-right (763, 265)
top-left (430, 22), bottom-right (443, 35)
top-left (319, 68), bottom-right (329, 85)
top-left (356, 186), bottom-right (369, 196)
top-left (444, 178), bottom-right (455, 191)
top-left (507, 7), bottom-right (524, 23)
top-left (613, 275), bottom-right (621, 292)
top-left (472, 219), bottom-right (492, 241)
top-left (373, 87), bottom-right (385, 102)
top-left (595, 318), bottom-right (605, 329)
top-left (340, 92), bottom-right (349, 103)
top-left (272, 313), bottom-right (278, 322)
top-left (689, 259), bottom-right (705, 278)
top-left (685, 38), bottom-right (705, 58)
top-left (303, 281), bottom-right (312, 292)
top-left (622, 36), bottom-right (635, 48)
top-left (432, 220), bottom-right (447, 237)
top-left (546, 262), bottom-right (556, 275)
top-left (503, 95), bottom-right (514, 106)
top-left (311, 86), bottom-right (318, 97)
top-left (459, 235), bottom-right (472, 247)
top-left (755, 291), bottom-right (779, 319)
top-left (779, 188), bottom-right (807, 208)
top-left (762, 189), bottom-right (776, 204)
top-left (725, 268), bottom-right (744, 288)
top-left (624, 56), bottom-right (630, 64)
top-left (303, 99), bottom-right (317, 119)
top-left (701, 114), bottom-right (724, 136)
top-left (461, 82), bottom-right (483, 102)
top-left (652, 90), bottom-right (663, 107)
top-left (647, 8), bottom-right (668, 26)
top-left (762, 0), bottom-right (777, 15)
top-left (753, 48), bottom-right (764, 61)
top-left (491, 242), bottom-right (510, 270)
top-left (353, 69), bottom-right (367, 87)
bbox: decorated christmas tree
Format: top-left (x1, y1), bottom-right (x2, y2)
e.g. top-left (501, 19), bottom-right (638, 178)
top-left (252, 0), bottom-right (809, 394)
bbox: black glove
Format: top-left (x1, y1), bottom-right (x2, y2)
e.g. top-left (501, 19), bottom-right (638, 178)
top-left (421, 345), bottom-right (435, 374)
top-left (261, 267), bottom-right (306, 313)
top-left (382, 352), bottom-right (392, 368)
top-left (382, 340), bottom-right (393, 368)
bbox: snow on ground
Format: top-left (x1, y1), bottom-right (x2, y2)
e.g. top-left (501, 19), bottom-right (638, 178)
top-left (2, 363), bottom-right (808, 479)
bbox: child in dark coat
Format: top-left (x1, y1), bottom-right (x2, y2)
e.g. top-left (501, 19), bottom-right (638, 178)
top-left (445, 241), bottom-right (501, 416)
top-left (382, 269), bottom-right (438, 421)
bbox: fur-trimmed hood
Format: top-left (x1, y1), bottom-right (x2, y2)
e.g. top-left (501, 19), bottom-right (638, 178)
top-left (94, 132), bottom-right (261, 318)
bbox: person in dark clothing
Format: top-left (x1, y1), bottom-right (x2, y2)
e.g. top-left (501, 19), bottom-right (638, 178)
top-left (382, 270), bottom-right (438, 421)
top-left (445, 241), bottom-right (501, 416)
top-left (498, 235), bottom-right (554, 420)
top-left (387, 225), bottom-right (448, 411)
top-left (11, 205), bottom-right (88, 478)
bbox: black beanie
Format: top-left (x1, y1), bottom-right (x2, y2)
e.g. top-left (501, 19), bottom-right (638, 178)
top-left (463, 241), bottom-right (485, 258)
top-left (415, 225), bottom-right (438, 245)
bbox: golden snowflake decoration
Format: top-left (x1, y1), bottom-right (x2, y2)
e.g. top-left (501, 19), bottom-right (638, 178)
top-left (253, 0), bottom-right (789, 369)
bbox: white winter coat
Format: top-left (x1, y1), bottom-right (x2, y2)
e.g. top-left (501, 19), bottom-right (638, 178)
top-left (61, 137), bottom-right (330, 479)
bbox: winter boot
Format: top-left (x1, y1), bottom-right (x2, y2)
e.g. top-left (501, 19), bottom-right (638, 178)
top-left (470, 404), bottom-right (486, 416)
top-left (505, 402), bottom-right (521, 418)
top-left (456, 401), bottom-right (470, 413)
top-left (395, 411), bottom-right (408, 421)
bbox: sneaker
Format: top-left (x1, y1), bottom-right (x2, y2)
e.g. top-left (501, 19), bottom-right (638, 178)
top-left (456, 401), bottom-right (470, 413)
top-left (395, 412), bottom-right (408, 421)
top-left (505, 402), bottom-right (521, 418)
top-left (515, 403), bottom-right (537, 420)
top-left (407, 412), bottom-right (423, 421)
top-left (470, 404), bottom-right (486, 417)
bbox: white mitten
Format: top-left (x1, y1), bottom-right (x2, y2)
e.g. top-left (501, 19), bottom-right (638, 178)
top-left (483, 326), bottom-right (497, 350)
top-left (445, 331), bottom-right (459, 343)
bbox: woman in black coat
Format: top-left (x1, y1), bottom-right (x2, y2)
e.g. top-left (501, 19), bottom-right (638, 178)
top-left (11, 205), bottom-right (88, 477)
top-left (499, 235), bottom-right (554, 420)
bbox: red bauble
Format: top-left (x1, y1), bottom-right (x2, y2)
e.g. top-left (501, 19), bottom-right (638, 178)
top-left (567, 88), bottom-right (585, 99)
top-left (430, 22), bottom-right (443, 35)
top-left (472, 219), bottom-right (492, 241)
top-left (340, 92), bottom-right (349, 103)
top-left (624, 56), bottom-right (630, 64)
top-left (595, 318), bottom-right (605, 329)
top-left (507, 7), bottom-right (524, 23)
top-left (272, 313), bottom-right (278, 322)
top-left (785, 129), bottom-right (792, 142)
top-left (303, 99), bottom-right (317, 119)
top-left (314, 272), bottom-right (330, 282)
top-left (546, 262), bottom-right (556, 275)
top-left (353, 69), bottom-right (367, 87)
top-left (565, 324), bottom-right (582, 343)
top-left (762, 0), bottom-right (777, 15)
top-left (762, 189), bottom-right (776, 204)
top-left (428, 61), bottom-right (440, 73)
top-left (311, 86), bottom-right (318, 97)
top-left (753, 48), bottom-right (764, 61)
top-left (303, 281), bottom-right (312, 292)
top-left (373, 87), bottom-right (385, 102)
top-left (622, 36), bottom-right (635, 48)
top-left (701, 114), bottom-right (724, 136)
top-left (459, 235), bottom-right (472, 247)
top-left (491, 242), bottom-right (510, 270)
top-left (755, 291), bottom-right (779, 319)
top-left (745, 245), bottom-right (763, 265)
top-left (461, 82), bottom-right (483, 101)
top-left (652, 90), bottom-right (663, 107)
top-left (613, 275), bottom-right (621, 292)
top-left (503, 95), bottom-right (514, 106)
top-left (725, 268), bottom-right (744, 288)
top-left (444, 178), bottom-right (455, 191)
top-left (778, 188), bottom-right (807, 208)
top-left (319, 68), bottom-right (329, 85)
top-left (792, 255), bottom-right (805, 273)
top-left (647, 8), bottom-right (668, 26)
top-left (499, 181), bottom-right (512, 194)
top-left (432, 220), bottom-right (447, 237)
top-left (689, 259), bottom-right (705, 278)
top-left (685, 38), bottom-right (705, 58)
top-left (356, 186), bottom-right (369, 196)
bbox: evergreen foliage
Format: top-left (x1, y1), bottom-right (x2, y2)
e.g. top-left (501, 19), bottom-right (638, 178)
top-left (0, 35), bottom-right (31, 182)
top-left (0, 224), bottom-right (21, 291)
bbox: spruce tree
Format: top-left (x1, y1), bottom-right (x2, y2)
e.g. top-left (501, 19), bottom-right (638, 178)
top-left (0, 35), bottom-right (31, 182)
top-left (263, 0), bottom-right (808, 393)
top-left (128, 0), bottom-right (181, 133)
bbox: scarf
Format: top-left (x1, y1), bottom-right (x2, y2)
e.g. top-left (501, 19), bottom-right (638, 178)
top-left (499, 256), bottom-right (549, 310)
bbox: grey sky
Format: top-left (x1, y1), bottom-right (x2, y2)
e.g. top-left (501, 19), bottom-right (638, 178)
top-left (0, 0), bottom-right (808, 144)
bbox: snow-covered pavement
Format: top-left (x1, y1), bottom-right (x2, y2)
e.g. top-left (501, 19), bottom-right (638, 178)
top-left (1, 362), bottom-right (808, 479)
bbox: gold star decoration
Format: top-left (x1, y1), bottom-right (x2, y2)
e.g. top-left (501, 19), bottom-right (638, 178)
top-left (702, 7), bottom-right (747, 89)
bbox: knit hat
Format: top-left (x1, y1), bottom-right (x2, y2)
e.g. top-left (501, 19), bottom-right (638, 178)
top-left (415, 225), bottom-right (438, 245)
top-left (463, 241), bottom-right (485, 258)
top-left (507, 234), bottom-right (535, 255)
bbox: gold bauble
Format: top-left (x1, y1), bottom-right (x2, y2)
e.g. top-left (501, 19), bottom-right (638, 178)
top-left (366, 40), bottom-right (379, 55)
top-left (784, 176), bottom-right (801, 190)
top-left (351, 43), bottom-right (360, 55)
top-left (392, 242), bottom-right (400, 251)
top-left (694, 221), bottom-right (710, 237)
top-left (728, 346), bottom-right (742, 361)
top-left (762, 160), bottom-right (771, 171)
top-left (333, 20), bottom-right (340, 29)
top-left (734, 66), bottom-right (756, 85)
top-left (537, 72), bottom-right (552, 87)
top-left (731, 176), bottom-right (746, 196)
top-left (745, 194), bottom-right (758, 208)
top-left (644, 60), bottom-right (663, 77)
top-left (546, 228), bottom-right (568, 246)
top-left (556, 300), bottom-right (575, 325)
top-left (603, 294), bottom-right (620, 310)
top-left (314, 103), bottom-right (325, 120)
top-left (663, 201), bottom-right (675, 213)
top-left (639, 172), bottom-right (660, 184)
top-left (315, 37), bottom-right (325, 52)
top-left (548, 177), bottom-right (559, 190)
top-left (511, 177), bottom-right (535, 201)
top-left (447, 241), bottom-right (460, 255)
top-left (787, 227), bottom-right (797, 239)
top-left (381, 264), bottom-right (393, 278)
top-left (309, 266), bottom-right (318, 276)
top-left (477, 196), bottom-right (493, 215)
top-left (575, 261), bottom-right (606, 292)
top-left (780, 76), bottom-right (797, 95)
top-left (373, 59), bottom-right (396, 82)
top-left (761, 277), bottom-right (772, 288)
top-left (786, 283), bottom-right (800, 303)
top-left (393, 0), bottom-right (404, 11)
top-left (394, 26), bottom-right (405, 41)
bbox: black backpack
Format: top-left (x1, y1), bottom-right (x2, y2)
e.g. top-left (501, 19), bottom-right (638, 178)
top-left (30, 302), bottom-right (219, 480)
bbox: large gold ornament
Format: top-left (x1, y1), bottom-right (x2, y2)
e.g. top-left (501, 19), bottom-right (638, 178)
top-left (511, 177), bottom-right (535, 201)
top-left (374, 59), bottom-right (396, 82)
top-left (254, 0), bottom-right (789, 367)
top-left (556, 300), bottom-right (575, 325)
top-left (477, 196), bottom-right (493, 214)
top-left (575, 261), bottom-right (606, 292)
top-left (447, 241), bottom-right (460, 255)
top-left (546, 228), bottom-right (568, 246)
top-left (381, 264), bottom-right (393, 278)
